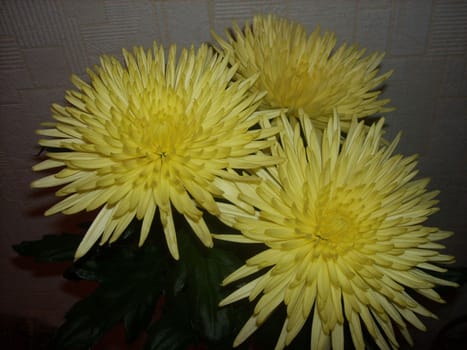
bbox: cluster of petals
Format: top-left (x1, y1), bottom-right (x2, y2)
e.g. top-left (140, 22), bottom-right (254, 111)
top-left (31, 13), bottom-right (457, 350)
top-left (32, 43), bottom-right (281, 260)
top-left (214, 115), bottom-right (457, 350)
top-left (213, 14), bottom-right (393, 131)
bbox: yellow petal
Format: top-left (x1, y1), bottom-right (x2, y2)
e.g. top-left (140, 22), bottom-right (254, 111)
top-left (75, 206), bottom-right (114, 259)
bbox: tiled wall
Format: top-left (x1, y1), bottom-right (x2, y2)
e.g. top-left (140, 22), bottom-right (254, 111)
top-left (1, 0), bottom-right (466, 347)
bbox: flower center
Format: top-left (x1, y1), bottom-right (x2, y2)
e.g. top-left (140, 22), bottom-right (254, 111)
top-left (258, 54), bottom-right (328, 116)
top-left (262, 62), bottom-right (311, 111)
top-left (316, 210), bottom-right (353, 242)
top-left (124, 86), bottom-right (194, 162)
top-left (302, 207), bottom-right (360, 259)
top-left (298, 188), bottom-right (366, 258)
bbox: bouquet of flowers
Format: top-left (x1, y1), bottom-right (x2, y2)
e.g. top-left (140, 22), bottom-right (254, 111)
top-left (15, 15), bottom-right (464, 350)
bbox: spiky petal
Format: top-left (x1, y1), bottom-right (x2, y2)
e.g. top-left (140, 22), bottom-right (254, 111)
top-left (213, 14), bottom-right (393, 131)
top-left (215, 114), bottom-right (456, 350)
top-left (32, 43), bottom-right (281, 260)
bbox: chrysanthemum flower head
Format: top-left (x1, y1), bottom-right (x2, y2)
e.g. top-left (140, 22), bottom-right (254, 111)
top-left (31, 43), bottom-right (281, 260)
top-left (214, 114), bottom-right (457, 349)
top-left (213, 14), bottom-right (393, 131)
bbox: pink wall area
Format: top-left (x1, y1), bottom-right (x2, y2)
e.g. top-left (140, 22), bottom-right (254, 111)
top-left (1, 1), bottom-right (466, 348)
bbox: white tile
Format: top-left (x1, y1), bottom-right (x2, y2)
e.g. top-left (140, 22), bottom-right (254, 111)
top-left (22, 47), bottom-right (71, 88)
top-left (389, 0), bottom-right (432, 55)
top-left (355, 7), bottom-right (391, 51)
top-left (441, 55), bottom-right (467, 97)
top-left (159, 0), bottom-right (211, 47)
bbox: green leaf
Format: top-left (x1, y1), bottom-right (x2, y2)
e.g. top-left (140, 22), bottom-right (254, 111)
top-left (51, 286), bottom-right (118, 349)
top-left (123, 292), bottom-right (159, 342)
top-left (144, 326), bottom-right (194, 350)
top-left (144, 297), bottom-right (196, 350)
top-left (52, 243), bottom-right (168, 349)
top-left (175, 229), bottom-right (244, 343)
top-left (13, 234), bottom-right (82, 262)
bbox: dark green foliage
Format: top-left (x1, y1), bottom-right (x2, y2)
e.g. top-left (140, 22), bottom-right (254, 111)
top-left (13, 217), bottom-right (467, 350)
top-left (143, 286), bottom-right (199, 350)
top-left (13, 216), bottom-right (251, 349)
top-left (13, 234), bottom-right (82, 262)
top-left (175, 231), bottom-right (242, 342)
top-left (52, 240), bottom-right (166, 349)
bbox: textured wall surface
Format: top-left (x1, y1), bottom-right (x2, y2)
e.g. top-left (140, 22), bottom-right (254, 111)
top-left (1, 0), bottom-right (466, 348)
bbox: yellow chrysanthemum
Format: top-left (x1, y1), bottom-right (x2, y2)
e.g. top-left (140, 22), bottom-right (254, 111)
top-left (213, 14), bottom-right (393, 131)
top-left (214, 115), bottom-right (457, 350)
top-left (32, 43), bottom-right (281, 260)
